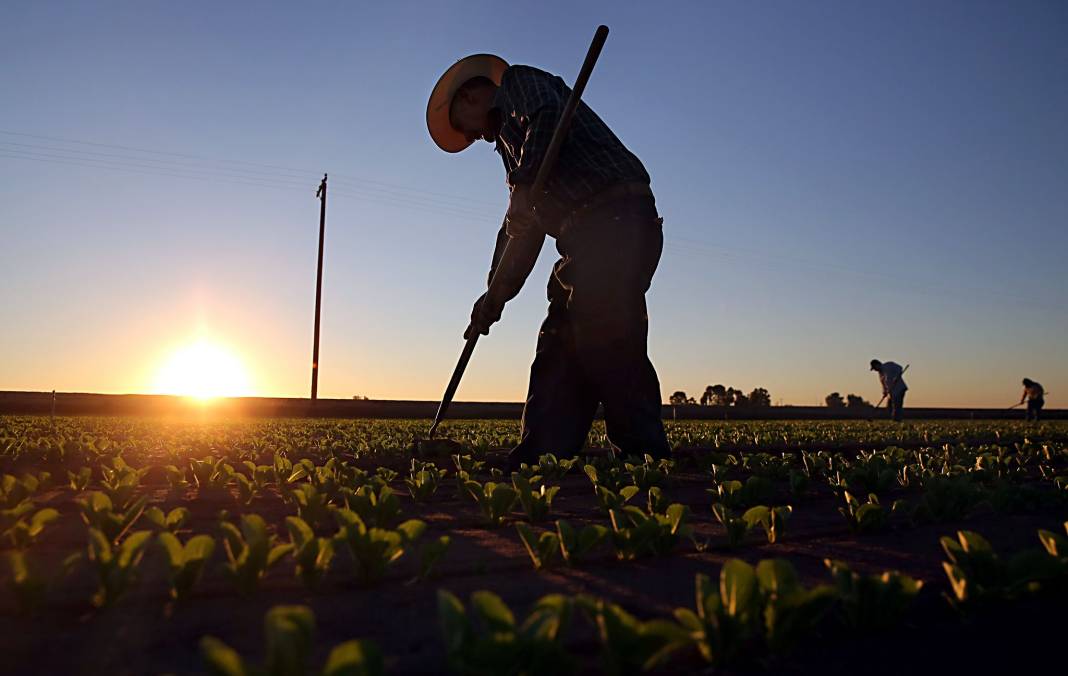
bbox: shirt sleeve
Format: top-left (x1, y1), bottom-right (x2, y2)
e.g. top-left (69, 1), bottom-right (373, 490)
top-left (501, 70), bottom-right (565, 186)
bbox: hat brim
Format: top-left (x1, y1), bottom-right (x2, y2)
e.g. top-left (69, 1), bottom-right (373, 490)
top-left (427, 54), bottom-right (508, 153)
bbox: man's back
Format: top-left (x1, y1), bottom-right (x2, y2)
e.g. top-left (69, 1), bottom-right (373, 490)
top-left (492, 65), bottom-right (650, 208)
top-left (880, 361), bottom-right (908, 394)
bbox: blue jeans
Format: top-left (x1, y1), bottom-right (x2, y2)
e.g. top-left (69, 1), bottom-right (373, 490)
top-left (1026, 398), bottom-right (1044, 422)
top-left (888, 390), bottom-right (906, 422)
top-left (511, 194), bottom-right (670, 462)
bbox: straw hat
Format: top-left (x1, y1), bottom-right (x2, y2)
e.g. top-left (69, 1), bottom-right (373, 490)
top-left (426, 54), bottom-right (508, 153)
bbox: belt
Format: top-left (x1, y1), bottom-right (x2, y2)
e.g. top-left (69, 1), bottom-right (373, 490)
top-left (569, 181), bottom-right (653, 219)
top-left (540, 181), bottom-right (654, 236)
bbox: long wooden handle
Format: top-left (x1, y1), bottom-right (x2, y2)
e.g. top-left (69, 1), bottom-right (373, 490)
top-left (429, 26), bottom-right (610, 437)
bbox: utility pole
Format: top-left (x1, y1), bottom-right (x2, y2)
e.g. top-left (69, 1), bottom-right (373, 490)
top-left (311, 173), bottom-right (327, 400)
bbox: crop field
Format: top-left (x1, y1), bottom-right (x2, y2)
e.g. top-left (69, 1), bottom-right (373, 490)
top-left (2, 415), bottom-right (1067, 675)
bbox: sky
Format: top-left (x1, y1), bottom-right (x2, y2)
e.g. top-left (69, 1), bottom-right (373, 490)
top-left (1, 1), bottom-right (1066, 408)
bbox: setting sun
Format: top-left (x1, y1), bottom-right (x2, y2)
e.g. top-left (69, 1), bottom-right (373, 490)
top-left (152, 339), bottom-right (254, 399)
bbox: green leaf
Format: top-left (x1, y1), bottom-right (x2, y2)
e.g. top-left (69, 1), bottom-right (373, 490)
top-left (200, 636), bottom-right (248, 676)
top-left (264, 605), bottom-right (315, 676)
top-left (285, 516), bottom-right (314, 547)
top-left (322, 639), bottom-right (384, 676)
top-left (437, 590), bottom-right (469, 655)
top-left (720, 559), bottom-right (757, 619)
top-left (471, 590), bottom-right (515, 632)
top-left (158, 531), bottom-right (184, 567)
top-left (756, 558), bottom-right (801, 597)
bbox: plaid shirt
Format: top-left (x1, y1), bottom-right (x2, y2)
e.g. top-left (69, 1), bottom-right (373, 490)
top-left (492, 65), bottom-right (650, 213)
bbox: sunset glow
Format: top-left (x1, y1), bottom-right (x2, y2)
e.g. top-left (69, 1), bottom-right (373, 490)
top-left (152, 340), bottom-right (253, 400)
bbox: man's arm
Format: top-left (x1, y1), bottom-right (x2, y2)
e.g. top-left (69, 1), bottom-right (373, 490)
top-left (487, 219), bottom-right (509, 287)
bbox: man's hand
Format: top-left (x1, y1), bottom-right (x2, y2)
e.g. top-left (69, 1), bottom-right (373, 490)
top-left (465, 290), bottom-right (505, 340)
top-left (504, 184), bottom-right (539, 237)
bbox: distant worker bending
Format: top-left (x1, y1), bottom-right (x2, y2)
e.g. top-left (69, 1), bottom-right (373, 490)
top-left (1020, 378), bottom-right (1045, 422)
top-left (870, 359), bottom-right (908, 422)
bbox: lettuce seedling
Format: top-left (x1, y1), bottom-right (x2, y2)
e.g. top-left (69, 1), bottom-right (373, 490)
top-left (742, 505), bottom-right (792, 544)
top-left (163, 464), bottom-right (190, 491)
top-left (451, 453), bottom-right (485, 475)
top-left (201, 604), bottom-right (383, 676)
top-left (158, 532), bottom-right (215, 600)
top-left (190, 456), bottom-right (235, 493)
top-left (578, 594), bottom-right (688, 674)
top-left (68, 466), bottom-right (92, 491)
top-left (838, 492), bottom-right (900, 534)
top-left (516, 522), bottom-right (561, 570)
top-left (405, 460), bottom-right (447, 502)
top-left (1, 503), bottom-right (59, 549)
top-left (145, 506), bottom-right (190, 533)
top-left (439, 589), bottom-right (576, 675)
top-left (646, 486), bottom-right (671, 515)
top-left (712, 503), bottom-right (749, 548)
top-left (595, 485), bottom-right (639, 513)
top-left (78, 527), bottom-right (153, 607)
top-left (584, 463), bottom-right (626, 493)
top-left (464, 480), bottom-right (517, 527)
top-left (78, 490), bottom-right (147, 542)
top-left (513, 475), bottom-right (560, 522)
top-left (537, 453), bottom-right (577, 481)
top-left (333, 508), bottom-right (425, 584)
top-left (755, 559), bottom-right (837, 654)
top-left (343, 485), bottom-right (401, 529)
top-left (671, 560), bottom-right (762, 667)
top-left (220, 513), bottom-right (293, 597)
top-left (624, 454), bottom-right (672, 491)
top-left (416, 535), bottom-right (451, 581)
top-left (555, 519), bottom-right (608, 565)
top-left (286, 516), bottom-right (335, 590)
top-left (292, 484), bottom-right (335, 532)
top-left (608, 504), bottom-right (691, 559)
top-left (824, 559), bottom-right (922, 632)
top-left (1, 473), bottom-right (42, 509)
top-left (99, 456), bottom-right (146, 509)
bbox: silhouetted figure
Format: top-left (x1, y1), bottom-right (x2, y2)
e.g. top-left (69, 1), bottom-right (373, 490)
top-left (427, 55), bottom-right (670, 468)
top-left (1020, 378), bottom-right (1045, 422)
top-left (871, 359), bottom-right (908, 422)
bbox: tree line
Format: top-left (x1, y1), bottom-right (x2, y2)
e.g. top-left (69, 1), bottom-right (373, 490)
top-left (824, 392), bottom-right (874, 408)
top-left (667, 387), bottom-right (876, 408)
top-left (669, 385), bottom-right (772, 407)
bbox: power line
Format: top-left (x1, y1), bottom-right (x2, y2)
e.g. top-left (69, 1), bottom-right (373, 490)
top-left (0, 129), bottom-right (502, 207)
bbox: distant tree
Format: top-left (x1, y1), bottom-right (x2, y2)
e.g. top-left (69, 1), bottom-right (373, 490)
top-left (700, 385), bottom-right (714, 406)
top-left (846, 394), bottom-right (872, 408)
top-left (748, 388), bottom-right (771, 407)
top-left (352, 395), bottom-right (369, 400)
top-left (711, 384), bottom-right (729, 406)
top-left (669, 391), bottom-right (690, 406)
top-left (728, 388), bottom-right (749, 407)
top-left (825, 392), bottom-right (845, 408)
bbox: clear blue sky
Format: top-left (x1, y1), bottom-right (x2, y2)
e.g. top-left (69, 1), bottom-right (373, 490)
top-left (1, 1), bottom-right (1065, 407)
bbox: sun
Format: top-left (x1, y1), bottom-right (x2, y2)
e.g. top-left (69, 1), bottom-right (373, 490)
top-left (152, 339), bottom-right (254, 400)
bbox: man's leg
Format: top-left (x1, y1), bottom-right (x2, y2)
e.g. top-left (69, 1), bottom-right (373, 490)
top-left (891, 391), bottom-right (905, 422)
top-left (556, 196), bottom-right (671, 459)
top-left (510, 290), bottom-right (599, 466)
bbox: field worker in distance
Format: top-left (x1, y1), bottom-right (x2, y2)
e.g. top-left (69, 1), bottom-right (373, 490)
top-left (1019, 378), bottom-right (1045, 422)
top-left (870, 359), bottom-right (908, 422)
top-left (427, 54), bottom-right (671, 470)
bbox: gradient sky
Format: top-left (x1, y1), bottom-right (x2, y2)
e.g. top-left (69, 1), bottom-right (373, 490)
top-left (2, 1), bottom-right (1066, 407)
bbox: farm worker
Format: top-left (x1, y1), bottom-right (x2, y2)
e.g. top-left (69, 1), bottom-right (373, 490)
top-left (870, 359), bottom-right (908, 422)
top-left (1019, 378), bottom-right (1045, 422)
top-left (427, 55), bottom-right (671, 469)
